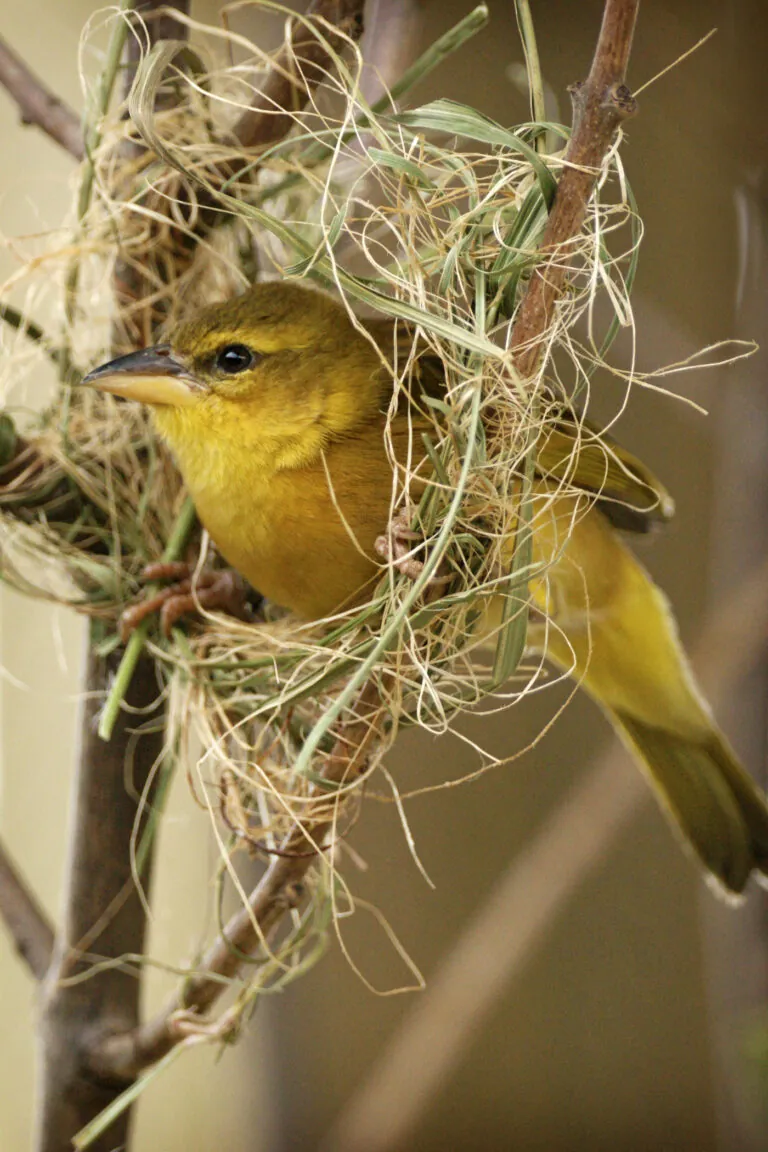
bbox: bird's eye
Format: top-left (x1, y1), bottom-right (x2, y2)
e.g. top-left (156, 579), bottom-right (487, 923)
top-left (215, 344), bottom-right (256, 374)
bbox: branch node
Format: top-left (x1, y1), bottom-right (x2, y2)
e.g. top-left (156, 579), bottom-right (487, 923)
top-left (605, 81), bottom-right (637, 117)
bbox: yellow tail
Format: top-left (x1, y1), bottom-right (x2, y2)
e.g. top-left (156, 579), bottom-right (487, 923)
top-left (610, 712), bottom-right (768, 896)
top-left (525, 490), bottom-right (768, 897)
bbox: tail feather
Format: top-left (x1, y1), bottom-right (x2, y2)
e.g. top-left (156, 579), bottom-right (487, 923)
top-left (613, 711), bottom-right (768, 896)
top-left (522, 494), bottom-right (768, 897)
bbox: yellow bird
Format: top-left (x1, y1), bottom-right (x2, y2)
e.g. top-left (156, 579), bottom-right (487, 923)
top-left (83, 281), bottom-right (768, 896)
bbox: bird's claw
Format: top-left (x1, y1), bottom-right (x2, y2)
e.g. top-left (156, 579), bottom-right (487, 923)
top-left (374, 507), bottom-right (452, 587)
top-left (119, 563), bottom-right (255, 642)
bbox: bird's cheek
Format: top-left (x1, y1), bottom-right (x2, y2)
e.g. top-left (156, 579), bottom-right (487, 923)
top-left (248, 389), bottom-right (324, 435)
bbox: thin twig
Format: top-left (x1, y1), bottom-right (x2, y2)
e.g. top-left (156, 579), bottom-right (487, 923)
top-left (0, 35), bottom-right (84, 159)
top-left (321, 556), bottom-right (768, 1152)
top-left (0, 840), bottom-right (55, 980)
top-left (509, 0), bottom-right (640, 378)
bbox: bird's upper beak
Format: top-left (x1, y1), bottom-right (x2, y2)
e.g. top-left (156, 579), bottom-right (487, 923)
top-left (81, 345), bottom-right (205, 407)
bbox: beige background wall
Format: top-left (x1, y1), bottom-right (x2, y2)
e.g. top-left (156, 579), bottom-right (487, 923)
top-left (1, 2), bottom-right (767, 1150)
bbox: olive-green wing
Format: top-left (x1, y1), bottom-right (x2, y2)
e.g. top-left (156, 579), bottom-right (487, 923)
top-left (364, 318), bottom-right (674, 533)
top-left (537, 416), bottom-right (675, 533)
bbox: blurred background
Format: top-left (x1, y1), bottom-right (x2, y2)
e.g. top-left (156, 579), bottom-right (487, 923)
top-left (1, 1), bottom-right (767, 1149)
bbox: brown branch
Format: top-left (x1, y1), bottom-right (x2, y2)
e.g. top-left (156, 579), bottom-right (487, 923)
top-left (0, 5), bottom-right (372, 1146)
top-left (26, 3), bottom-right (370, 1142)
top-left (0, 35), bottom-right (84, 159)
top-left (509, 0), bottom-right (640, 377)
top-left (0, 840), bottom-right (55, 980)
top-left (321, 556), bottom-right (768, 1152)
top-left (92, 680), bottom-right (385, 1081)
top-left (231, 0), bottom-right (365, 149)
top-left (35, 648), bottom-right (165, 1152)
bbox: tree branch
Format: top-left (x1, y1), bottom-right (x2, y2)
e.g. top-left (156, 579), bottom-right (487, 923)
top-left (92, 680), bottom-right (385, 1080)
top-left (231, 0), bottom-right (365, 148)
top-left (27, 1), bottom-right (370, 1141)
top-left (35, 647), bottom-right (165, 1152)
top-left (321, 555), bottom-right (768, 1152)
top-left (509, 0), bottom-right (640, 377)
top-left (0, 35), bottom-right (84, 159)
top-left (0, 840), bottom-right (55, 980)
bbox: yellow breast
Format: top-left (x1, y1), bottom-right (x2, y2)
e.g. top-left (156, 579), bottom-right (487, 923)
top-left (159, 409), bottom-right (396, 618)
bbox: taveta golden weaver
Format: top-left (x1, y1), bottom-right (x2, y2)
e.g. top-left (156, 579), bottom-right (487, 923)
top-left (83, 281), bottom-right (768, 896)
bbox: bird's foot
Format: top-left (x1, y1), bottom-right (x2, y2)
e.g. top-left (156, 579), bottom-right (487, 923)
top-left (119, 562), bottom-right (255, 642)
top-left (374, 507), bottom-right (452, 587)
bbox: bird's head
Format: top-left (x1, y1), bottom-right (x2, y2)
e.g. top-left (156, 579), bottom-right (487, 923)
top-left (82, 282), bottom-right (386, 469)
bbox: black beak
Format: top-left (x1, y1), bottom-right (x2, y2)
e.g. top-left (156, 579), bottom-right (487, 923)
top-left (81, 345), bottom-right (204, 407)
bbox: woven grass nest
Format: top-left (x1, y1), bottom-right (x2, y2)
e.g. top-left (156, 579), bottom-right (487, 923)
top-left (0, 4), bottom-right (735, 994)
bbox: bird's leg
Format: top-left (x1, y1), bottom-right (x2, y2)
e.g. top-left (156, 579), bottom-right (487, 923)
top-left (119, 563), bottom-right (256, 641)
top-left (138, 561), bottom-right (196, 583)
top-left (374, 506), bottom-right (452, 587)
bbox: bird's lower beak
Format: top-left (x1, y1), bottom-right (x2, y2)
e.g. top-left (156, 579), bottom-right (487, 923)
top-left (81, 345), bottom-right (204, 407)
